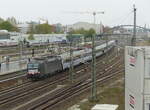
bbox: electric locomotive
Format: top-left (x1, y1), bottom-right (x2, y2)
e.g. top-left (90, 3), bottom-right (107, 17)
top-left (27, 55), bottom-right (63, 79)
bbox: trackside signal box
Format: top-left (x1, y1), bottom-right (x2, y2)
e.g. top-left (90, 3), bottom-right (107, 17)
top-left (125, 46), bottom-right (150, 110)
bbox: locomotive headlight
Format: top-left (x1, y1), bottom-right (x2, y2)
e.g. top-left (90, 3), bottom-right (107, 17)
top-left (28, 69), bottom-right (39, 74)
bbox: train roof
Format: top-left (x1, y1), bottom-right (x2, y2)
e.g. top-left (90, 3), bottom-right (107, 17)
top-left (59, 40), bottom-right (115, 60)
top-left (29, 40), bottom-right (115, 63)
top-left (30, 55), bottom-right (61, 63)
top-left (59, 49), bottom-right (91, 60)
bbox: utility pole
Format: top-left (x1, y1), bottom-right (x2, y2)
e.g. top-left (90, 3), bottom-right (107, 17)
top-left (132, 4), bottom-right (136, 46)
top-left (20, 41), bottom-right (23, 61)
top-left (91, 11), bottom-right (104, 101)
top-left (69, 34), bottom-right (74, 83)
top-left (19, 33), bottom-right (23, 62)
top-left (91, 12), bottom-right (97, 101)
top-left (105, 35), bottom-right (108, 57)
top-left (91, 33), bottom-right (97, 100)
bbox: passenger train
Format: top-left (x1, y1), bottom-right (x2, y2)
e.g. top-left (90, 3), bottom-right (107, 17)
top-left (0, 39), bottom-right (18, 47)
top-left (27, 40), bottom-right (116, 80)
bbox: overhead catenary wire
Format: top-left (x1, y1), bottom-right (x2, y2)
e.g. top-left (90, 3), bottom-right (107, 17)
top-left (108, 10), bottom-right (133, 26)
top-left (101, 11), bottom-right (134, 35)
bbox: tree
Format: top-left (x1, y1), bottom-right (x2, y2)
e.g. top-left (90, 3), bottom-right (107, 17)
top-left (86, 28), bottom-right (95, 37)
top-left (69, 28), bottom-right (95, 37)
top-left (0, 21), bottom-right (19, 32)
top-left (34, 23), bottom-right (53, 34)
top-left (66, 28), bottom-right (96, 42)
top-left (71, 28), bottom-right (86, 34)
top-left (28, 34), bottom-right (35, 40)
top-left (7, 17), bottom-right (17, 26)
top-left (0, 18), bottom-right (4, 24)
top-left (27, 23), bottom-right (53, 34)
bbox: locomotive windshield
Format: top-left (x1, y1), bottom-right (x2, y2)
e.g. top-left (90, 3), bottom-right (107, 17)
top-left (27, 63), bottom-right (39, 69)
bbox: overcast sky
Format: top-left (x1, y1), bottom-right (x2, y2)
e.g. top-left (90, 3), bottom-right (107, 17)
top-left (0, 0), bottom-right (149, 26)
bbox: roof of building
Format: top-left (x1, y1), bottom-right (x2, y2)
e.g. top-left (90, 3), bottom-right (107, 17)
top-left (92, 104), bottom-right (118, 110)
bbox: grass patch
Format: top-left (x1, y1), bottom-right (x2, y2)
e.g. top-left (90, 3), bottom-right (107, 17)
top-left (136, 41), bottom-right (150, 46)
top-left (80, 85), bottom-right (124, 110)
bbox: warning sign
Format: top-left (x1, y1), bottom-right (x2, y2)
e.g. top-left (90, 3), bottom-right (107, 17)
top-left (130, 57), bottom-right (136, 67)
top-left (129, 95), bottom-right (135, 109)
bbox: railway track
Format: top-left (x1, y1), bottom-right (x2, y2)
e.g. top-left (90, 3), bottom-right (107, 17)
top-left (0, 48), bottom-right (123, 110)
top-left (14, 53), bottom-right (124, 110)
top-left (0, 44), bottom-right (115, 85)
top-left (0, 48), bottom-right (116, 94)
top-left (0, 47), bottom-right (115, 91)
top-left (33, 69), bottom-right (124, 110)
top-left (0, 70), bottom-right (26, 82)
